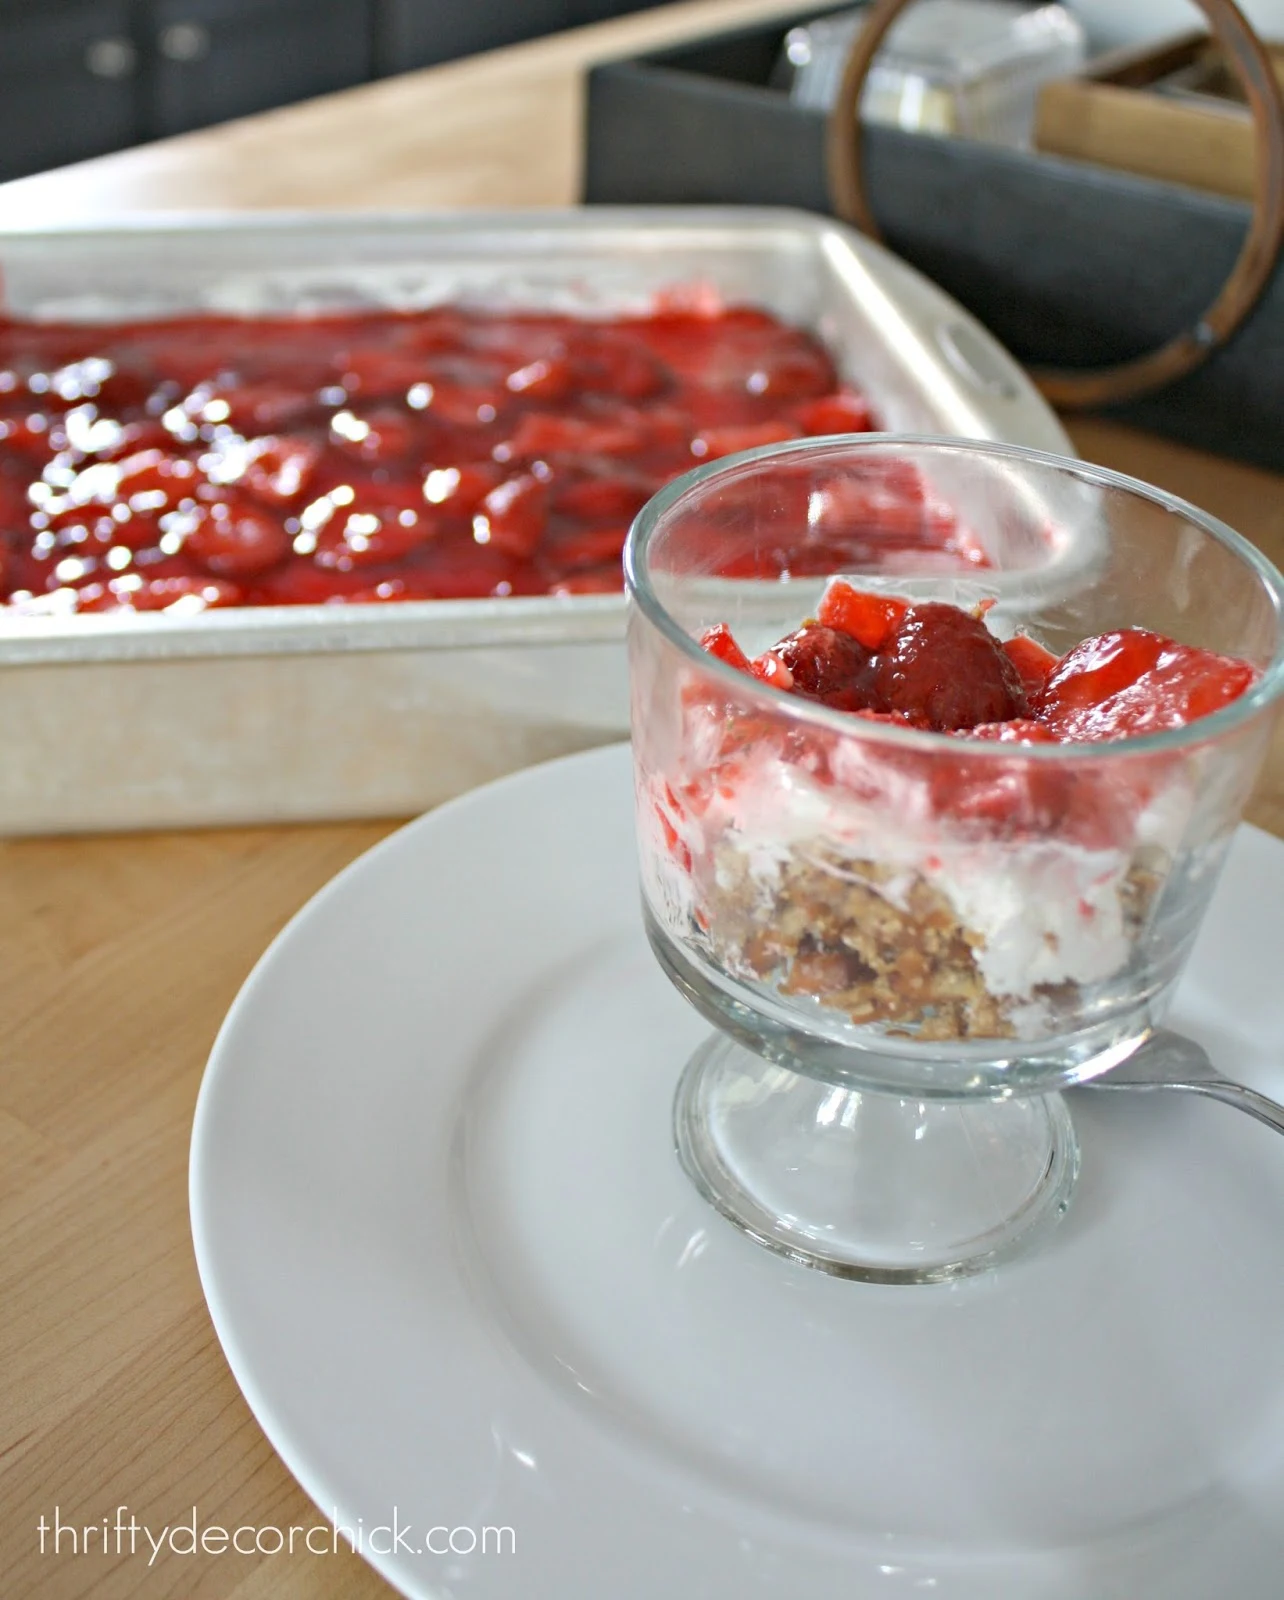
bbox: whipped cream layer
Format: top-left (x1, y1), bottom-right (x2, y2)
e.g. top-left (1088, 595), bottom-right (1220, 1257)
top-left (646, 735), bottom-right (1193, 1010)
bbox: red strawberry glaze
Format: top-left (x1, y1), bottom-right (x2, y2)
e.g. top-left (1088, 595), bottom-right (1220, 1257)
top-left (0, 302), bottom-right (1000, 616)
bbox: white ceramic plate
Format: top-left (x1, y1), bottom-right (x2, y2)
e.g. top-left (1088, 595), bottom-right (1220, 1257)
top-left (190, 743), bottom-right (1284, 1600)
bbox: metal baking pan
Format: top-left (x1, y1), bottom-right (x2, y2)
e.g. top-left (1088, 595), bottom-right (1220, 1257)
top-left (0, 207), bottom-right (1072, 833)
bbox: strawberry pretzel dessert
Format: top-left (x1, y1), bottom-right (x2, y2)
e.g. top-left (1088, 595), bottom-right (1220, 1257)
top-left (645, 580), bottom-right (1259, 1043)
top-left (0, 301), bottom-right (976, 613)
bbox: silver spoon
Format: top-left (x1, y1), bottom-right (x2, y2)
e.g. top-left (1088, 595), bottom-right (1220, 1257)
top-left (1077, 1028), bottom-right (1284, 1136)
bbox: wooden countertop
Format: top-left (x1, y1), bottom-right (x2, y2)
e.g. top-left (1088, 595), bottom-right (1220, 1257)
top-left (1, 4), bottom-right (1281, 1596)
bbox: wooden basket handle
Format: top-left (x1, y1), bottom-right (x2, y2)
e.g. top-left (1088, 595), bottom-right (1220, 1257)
top-left (825, 0), bottom-right (1284, 409)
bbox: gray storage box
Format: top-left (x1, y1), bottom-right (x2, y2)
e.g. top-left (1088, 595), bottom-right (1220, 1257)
top-left (583, 13), bottom-right (1284, 471)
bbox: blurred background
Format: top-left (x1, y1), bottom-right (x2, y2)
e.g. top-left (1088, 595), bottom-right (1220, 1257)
top-left (0, 0), bottom-right (666, 183)
top-left (3, 0), bottom-right (1284, 469)
top-left (7, 0), bottom-right (1284, 184)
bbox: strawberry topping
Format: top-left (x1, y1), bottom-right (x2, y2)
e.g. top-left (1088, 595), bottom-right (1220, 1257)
top-left (699, 587), bottom-right (1256, 747)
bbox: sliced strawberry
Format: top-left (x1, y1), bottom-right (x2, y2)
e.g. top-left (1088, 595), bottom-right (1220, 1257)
top-left (690, 421), bottom-right (801, 462)
top-left (329, 407), bottom-right (417, 464)
top-left (0, 409), bottom-right (57, 462)
top-left (699, 622), bottom-right (753, 673)
top-left (89, 362), bottom-right (156, 414)
top-left (212, 381), bottom-right (318, 432)
top-left (0, 473), bottom-right (31, 537)
top-left (184, 499), bottom-right (291, 576)
top-left (130, 574), bottom-right (243, 611)
top-left (246, 561), bottom-right (398, 605)
top-left (552, 474), bottom-right (652, 522)
top-left (424, 385), bottom-right (508, 427)
top-left (413, 536), bottom-right (537, 598)
top-left (816, 580), bottom-right (908, 650)
top-left (239, 434), bottom-right (321, 504)
top-left (1035, 630), bottom-right (1166, 723)
top-left (573, 335), bottom-right (668, 400)
top-left (422, 461), bottom-right (504, 516)
top-left (103, 509), bottom-right (166, 553)
top-left (401, 308), bottom-right (470, 353)
top-left (751, 651), bottom-right (795, 690)
top-left (335, 349), bottom-right (431, 398)
top-left (76, 574), bottom-right (243, 612)
top-left (543, 526), bottom-right (627, 569)
top-left (739, 344), bottom-right (835, 400)
top-left (793, 391), bottom-right (877, 435)
top-left (1043, 642), bottom-right (1257, 741)
top-left (505, 357), bottom-right (575, 402)
top-left (314, 510), bottom-right (434, 569)
top-left (114, 448), bottom-right (203, 511)
top-left (474, 474), bottom-right (548, 559)
top-left (96, 419), bottom-right (173, 460)
top-left (1001, 633), bottom-right (1059, 701)
top-left (506, 412), bottom-right (643, 459)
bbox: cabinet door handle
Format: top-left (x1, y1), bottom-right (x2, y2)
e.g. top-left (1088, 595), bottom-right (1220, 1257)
top-left (84, 36), bottom-right (139, 78)
top-left (158, 21), bottom-right (212, 62)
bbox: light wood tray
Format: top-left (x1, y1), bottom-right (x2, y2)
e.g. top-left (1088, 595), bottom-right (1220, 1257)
top-left (1035, 30), bottom-right (1284, 201)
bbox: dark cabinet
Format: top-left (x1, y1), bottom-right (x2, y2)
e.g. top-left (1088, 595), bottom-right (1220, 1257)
top-left (0, 0), bottom-right (661, 185)
top-left (148, 0), bottom-right (373, 136)
top-left (372, 0), bottom-right (573, 74)
top-left (0, 1), bottom-right (143, 183)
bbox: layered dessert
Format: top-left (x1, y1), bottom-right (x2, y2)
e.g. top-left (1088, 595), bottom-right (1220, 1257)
top-left (644, 582), bottom-right (1257, 1041)
top-left (0, 300), bottom-right (983, 615)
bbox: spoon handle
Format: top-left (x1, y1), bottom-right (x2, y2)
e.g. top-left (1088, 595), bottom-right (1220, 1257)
top-left (1188, 1080), bottom-right (1284, 1137)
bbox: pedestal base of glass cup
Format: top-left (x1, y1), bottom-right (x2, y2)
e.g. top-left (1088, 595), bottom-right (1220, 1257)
top-left (674, 1035), bottom-right (1080, 1284)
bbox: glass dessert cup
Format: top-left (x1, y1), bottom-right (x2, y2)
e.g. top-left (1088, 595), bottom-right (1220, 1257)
top-left (625, 436), bottom-right (1284, 1283)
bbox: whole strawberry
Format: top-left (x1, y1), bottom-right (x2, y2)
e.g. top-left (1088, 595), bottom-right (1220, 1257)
top-left (873, 603), bottom-right (1027, 730)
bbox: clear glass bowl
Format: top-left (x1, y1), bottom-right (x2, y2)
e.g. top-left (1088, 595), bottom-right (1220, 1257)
top-left (625, 436), bottom-right (1284, 1282)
